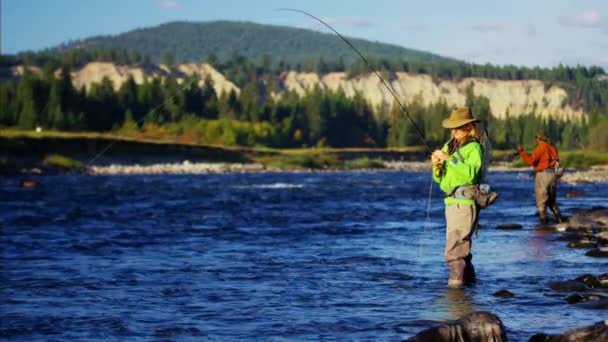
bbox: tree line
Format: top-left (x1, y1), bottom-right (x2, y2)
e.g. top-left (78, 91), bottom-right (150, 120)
top-left (1, 65), bottom-right (606, 150)
top-left (3, 46), bottom-right (607, 116)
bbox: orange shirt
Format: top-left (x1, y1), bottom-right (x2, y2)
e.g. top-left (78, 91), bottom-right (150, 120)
top-left (519, 140), bottom-right (559, 171)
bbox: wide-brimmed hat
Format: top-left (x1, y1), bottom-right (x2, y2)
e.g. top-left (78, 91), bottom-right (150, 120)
top-left (441, 107), bottom-right (480, 128)
top-left (536, 131), bottom-right (548, 141)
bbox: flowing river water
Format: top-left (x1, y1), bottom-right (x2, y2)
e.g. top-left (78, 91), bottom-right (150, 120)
top-left (1, 171), bottom-right (607, 341)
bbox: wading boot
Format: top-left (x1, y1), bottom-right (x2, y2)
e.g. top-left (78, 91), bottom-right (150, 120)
top-left (447, 259), bottom-right (465, 288)
top-left (464, 255), bottom-right (476, 284)
top-left (551, 206), bottom-right (564, 223)
top-left (538, 206), bottom-right (550, 224)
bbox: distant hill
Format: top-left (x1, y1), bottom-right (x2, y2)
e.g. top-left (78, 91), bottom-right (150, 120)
top-left (49, 20), bottom-right (456, 66)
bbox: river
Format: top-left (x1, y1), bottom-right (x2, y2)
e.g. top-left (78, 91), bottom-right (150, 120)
top-left (1, 171), bottom-right (606, 341)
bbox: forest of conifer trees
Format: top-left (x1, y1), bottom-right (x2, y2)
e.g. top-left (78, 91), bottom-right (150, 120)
top-left (1, 50), bottom-right (607, 151)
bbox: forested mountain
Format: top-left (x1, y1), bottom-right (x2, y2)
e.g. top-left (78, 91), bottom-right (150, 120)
top-left (1, 21), bottom-right (607, 151)
top-left (44, 21), bottom-right (454, 67)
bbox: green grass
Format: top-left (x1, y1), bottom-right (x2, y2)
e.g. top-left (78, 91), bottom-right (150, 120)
top-left (254, 153), bottom-right (341, 170)
top-left (497, 150), bottom-right (608, 170)
top-left (559, 151), bottom-right (608, 169)
top-left (42, 154), bottom-right (85, 170)
top-left (4, 129), bottom-right (607, 170)
top-left (343, 157), bottom-right (386, 169)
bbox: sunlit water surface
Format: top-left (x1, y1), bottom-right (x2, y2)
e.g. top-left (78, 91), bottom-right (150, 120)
top-left (1, 171), bottom-right (607, 341)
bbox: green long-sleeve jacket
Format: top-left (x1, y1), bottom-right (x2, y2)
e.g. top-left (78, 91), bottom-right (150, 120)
top-left (432, 139), bottom-right (483, 205)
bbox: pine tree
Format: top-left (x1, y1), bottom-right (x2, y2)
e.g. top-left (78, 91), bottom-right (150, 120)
top-left (0, 82), bottom-right (16, 125)
top-left (15, 73), bottom-right (39, 129)
top-left (47, 79), bottom-right (66, 129)
top-left (200, 76), bottom-right (219, 119)
top-left (387, 100), bottom-right (406, 147)
top-left (117, 75), bottom-right (140, 121)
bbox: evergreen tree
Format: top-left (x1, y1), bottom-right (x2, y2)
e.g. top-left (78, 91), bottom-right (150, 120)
top-left (387, 100), bottom-right (407, 147)
top-left (0, 82), bottom-right (16, 125)
top-left (47, 79), bottom-right (66, 129)
top-left (15, 72), bottom-right (39, 129)
top-left (163, 77), bottom-right (184, 121)
top-left (86, 77), bottom-right (121, 130)
top-left (117, 75), bottom-right (140, 121)
top-left (200, 76), bottom-right (218, 119)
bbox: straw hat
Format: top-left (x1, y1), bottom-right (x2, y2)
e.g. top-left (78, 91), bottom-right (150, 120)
top-left (441, 107), bottom-right (480, 128)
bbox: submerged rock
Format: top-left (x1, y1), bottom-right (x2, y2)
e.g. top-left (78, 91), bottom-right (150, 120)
top-left (492, 290), bottom-right (514, 298)
top-left (496, 223), bottom-right (523, 230)
top-left (567, 238), bottom-right (598, 249)
top-left (555, 232), bottom-right (594, 242)
top-left (575, 274), bottom-right (608, 289)
top-left (596, 232), bottom-right (608, 246)
top-left (565, 191), bottom-right (587, 198)
top-left (574, 298), bottom-right (608, 310)
top-left (530, 320), bottom-right (608, 341)
top-left (19, 179), bottom-right (40, 188)
top-left (549, 280), bottom-right (589, 293)
top-left (585, 248), bottom-right (608, 258)
top-left (404, 311), bottom-right (506, 342)
top-left (564, 293), bottom-right (608, 304)
top-left (568, 208), bottom-right (608, 231)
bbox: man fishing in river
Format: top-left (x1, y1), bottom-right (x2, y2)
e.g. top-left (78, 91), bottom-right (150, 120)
top-left (517, 132), bottom-right (564, 224)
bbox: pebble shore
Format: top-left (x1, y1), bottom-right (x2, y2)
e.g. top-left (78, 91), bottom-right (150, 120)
top-left (88, 161), bottom-right (608, 183)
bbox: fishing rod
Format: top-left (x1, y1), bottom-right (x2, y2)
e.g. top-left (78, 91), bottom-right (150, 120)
top-left (278, 8), bottom-right (434, 154)
top-left (279, 8), bottom-right (439, 258)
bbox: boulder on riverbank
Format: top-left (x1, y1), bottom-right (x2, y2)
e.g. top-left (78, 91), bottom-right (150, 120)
top-left (404, 311), bottom-right (506, 342)
top-left (530, 320), bottom-right (608, 341)
top-left (568, 208), bottom-right (608, 230)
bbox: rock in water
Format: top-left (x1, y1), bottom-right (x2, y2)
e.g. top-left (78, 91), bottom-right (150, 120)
top-left (567, 239), bottom-right (598, 249)
top-left (496, 223), bottom-right (523, 230)
top-left (568, 208), bottom-right (608, 230)
top-left (530, 320), bottom-right (608, 341)
top-left (19, 179), bottom-right (40, 188)
top-left (575, 274), bottom-right (607, 289)
top-left (492, 290), bottom-right (515, 298)
top-left (564, 293), bottom-right (608, 304)
top-left (596, 232), bottom-right (608, 246)
top-left (405, 311), bottom-right (506, 341)
top-left (549, 280), bottom-right (589, 293)
top-left (585, 248), bottom-right (608, 258)
top-left (565, 191), bottom-right (587, 198)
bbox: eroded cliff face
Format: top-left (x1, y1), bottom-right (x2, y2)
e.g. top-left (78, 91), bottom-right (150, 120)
top-left (8, 62), bottom-right (585, 121)
top-left (8, 62), bottom-right (240, 96)
top-left (71, 62), bottom-right (241, 96)
top-left (280, 71), bottom-right (585, 121)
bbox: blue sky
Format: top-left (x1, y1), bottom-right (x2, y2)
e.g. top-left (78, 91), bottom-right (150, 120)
top-left (2, 0), bottom-right (607, 69)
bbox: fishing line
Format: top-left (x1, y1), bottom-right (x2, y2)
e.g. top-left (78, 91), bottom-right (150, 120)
top-left (278, 8), bottom-right (433, 155)
top-left (85, 76), bottom-right (200, 167)
top-left (279, 8), bottom-right (438, 258)
top-left (417, 175), bottom-right (436, 258)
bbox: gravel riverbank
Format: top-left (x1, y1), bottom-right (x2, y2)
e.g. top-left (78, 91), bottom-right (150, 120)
top-left (88, 161), bottom-right (608, 184)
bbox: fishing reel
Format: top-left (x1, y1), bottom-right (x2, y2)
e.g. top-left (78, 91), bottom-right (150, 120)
top-left (434, 163), bottom-right (444, 178)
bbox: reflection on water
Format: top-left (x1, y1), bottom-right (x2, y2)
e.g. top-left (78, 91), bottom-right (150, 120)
top-left (442, 288), bottom-right (476, 321)
top-left (425, 286), bottom-right (477, 323)
top-left (527, 228), bottom-right (555, 260)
